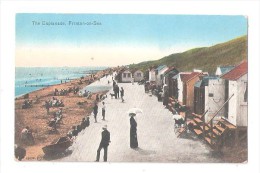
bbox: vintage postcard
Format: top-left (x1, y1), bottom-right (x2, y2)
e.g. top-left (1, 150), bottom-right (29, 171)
top-left (14, 13), bottom-right (249, 163)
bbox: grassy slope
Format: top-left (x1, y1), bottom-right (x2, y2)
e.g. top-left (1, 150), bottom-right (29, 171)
top-left (129, 35), bottom-right (247, 74)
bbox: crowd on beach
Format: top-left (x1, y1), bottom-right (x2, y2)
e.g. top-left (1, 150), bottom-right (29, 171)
top-left (15, 69), bottom-right (117, 160)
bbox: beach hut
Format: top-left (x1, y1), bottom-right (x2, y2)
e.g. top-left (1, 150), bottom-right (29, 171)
top-left (155, 65), bottom-right (168, 87)
top-left (194, 76), bottom-right (219, 115)
top-left (204, 77), bottom-right (226, 122)
top-left (115, 68), bottom-right (125, 82)
top-left (182, 72), bottom-right (203, 112)
top-left (149, 67), bottom-right (157, 82)
top-left (163, 67), bottom-right (179, 87)
top-left (121, 70), bottom-right (133, 83)
top-left (133, 70), bottom-right (144, 82)
top-left (170, 72), bottom-right (190, 102)
top-left (221, 61), bottom-right (248, 128)
top-left (215, 65), bottom-right (235, 76)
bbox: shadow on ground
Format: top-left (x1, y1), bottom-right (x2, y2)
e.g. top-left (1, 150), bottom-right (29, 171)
top-left (133, 147), bottom-right (156, 155)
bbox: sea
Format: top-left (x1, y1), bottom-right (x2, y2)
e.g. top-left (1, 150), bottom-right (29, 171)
top-left (15, 67), bottom-right (107, 97)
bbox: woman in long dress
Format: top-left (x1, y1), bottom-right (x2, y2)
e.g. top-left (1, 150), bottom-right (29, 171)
top-left (130, 114), bottom-right (138, 148)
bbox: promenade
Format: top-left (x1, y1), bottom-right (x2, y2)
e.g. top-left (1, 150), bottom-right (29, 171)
top-left (63, 75), bottom-right (221, 162)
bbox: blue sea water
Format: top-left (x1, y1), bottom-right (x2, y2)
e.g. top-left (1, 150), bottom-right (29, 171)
top-left (15, 67), bottom-right (107, 97)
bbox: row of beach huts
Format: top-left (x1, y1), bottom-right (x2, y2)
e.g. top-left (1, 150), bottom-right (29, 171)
top-left (116, 61), bottom-right (248, 149)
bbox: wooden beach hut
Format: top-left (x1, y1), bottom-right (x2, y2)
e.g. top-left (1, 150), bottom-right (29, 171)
top-left (121, 70), bottom-right (133, 83)
top-left (163, 67), bottom-right (179, 87)
top-left (194, 76), bottom-right (218, 115)
top-left (155, 65), bottom-right (168, 87)
top-left (149, 66), bottom-right (157, 82)
top-left (182, 72), bottom-right (202, 112)
top-left (221, 61), bottom-right (248, 143)
top-left (133, 70), bottom-right (144, 82)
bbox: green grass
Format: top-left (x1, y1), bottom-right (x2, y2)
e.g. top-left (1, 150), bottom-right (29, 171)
top-left (129, 35), bottom-right (247, 74)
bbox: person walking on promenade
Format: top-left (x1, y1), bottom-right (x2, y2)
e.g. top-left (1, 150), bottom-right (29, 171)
top-left (120, 87), bottom-right (125, 102)
top-left (163, 90), bottom-right (169, 108)
top-left (115, 84), bottom-right (120, 99)
top-left (130, 114), bottom-right (138, 148)
top-left (96, 125), bottom-right (110, 162)
top-left (102, 102), bottom-right (106, 120)
top-left (93, 103), bottom-right (98, 123)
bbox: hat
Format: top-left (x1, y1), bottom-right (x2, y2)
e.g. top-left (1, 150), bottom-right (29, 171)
top-left (102, 125), bottom-right (107, 129)
top-left (129, 113), bottom-right (136, 117)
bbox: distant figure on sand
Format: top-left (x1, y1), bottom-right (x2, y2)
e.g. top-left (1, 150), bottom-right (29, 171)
top-left (102, 102), bottom-right (106, 120)
top-left (96, 125), bottom-right (110, 162)
top-left (130, 114), bottom-right (138, 148)
top-left (93, 103), bottom-right (98, 123)
top-left (120, 87), bottom-right (125, 102)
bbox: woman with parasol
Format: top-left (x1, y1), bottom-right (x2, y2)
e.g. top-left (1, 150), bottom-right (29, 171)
top-left (128, 108), bottom-right (142, 149)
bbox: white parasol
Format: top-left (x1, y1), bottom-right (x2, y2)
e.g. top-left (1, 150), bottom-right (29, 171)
top-left (127, 108), bottom-right (143, 116)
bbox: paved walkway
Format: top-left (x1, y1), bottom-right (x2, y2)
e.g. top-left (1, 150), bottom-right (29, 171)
top-left (63, 75), bottom-right (221, 162)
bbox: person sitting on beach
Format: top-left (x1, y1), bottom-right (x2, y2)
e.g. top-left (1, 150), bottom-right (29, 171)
top-left (86, 117), bottom-right (90, 127)
top-left (22, 100), bottom-right (32, 109)
top-left (76, 125), bottom-right (82, 135)
top-left (55, 108), bottom-right (62, 117)
top-left (48, 118), bottom-right (57, 132)
top-left (21, 126), bottom-right (34, 145)
top-left (67, 126), bottom-right (78, 139)
top-left (53, 108), bottom-right (63, 121)
top-left (83, 90), bottom-right (89, 97)
top-left (79, 91), bottom-right (83, 97)
top-left (80, 118), bottom-right (87, 130)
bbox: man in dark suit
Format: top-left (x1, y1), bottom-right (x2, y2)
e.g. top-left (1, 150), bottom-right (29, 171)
top-left (96, 125), bottom-right (110, 162)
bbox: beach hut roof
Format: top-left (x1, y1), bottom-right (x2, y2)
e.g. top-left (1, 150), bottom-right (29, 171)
top-left (156, 65), bottom-right (167, 72)
top-left (195, 76), bottom-right (219, 88)
top-left (164, 66), bottom-right (176, 74)
top-left (218, 65), bottom-right (235, 75)
top-left (221, 61), bottom-right (247, 80)
top-left (181, 72), bottom-right (200, 83)
top-left (164, 67), bottom-right (178, 76)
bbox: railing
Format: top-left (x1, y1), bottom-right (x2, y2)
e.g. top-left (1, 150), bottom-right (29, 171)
top-left (207, 94), bottom-right (234, 145)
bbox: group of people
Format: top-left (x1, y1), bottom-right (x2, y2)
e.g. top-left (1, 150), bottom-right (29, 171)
top-left (67, 117), bottom-right (90, 139)
top-left (48, 108), bottom-right (63, 132)
top-left (53, 86), bottom-right (81, 96)
top-left (22, 100), bottom-right (33, 109)
top-left (112, 80), bottom-right (125, 102)
top-left (54, 88), bottom-right (69, 96)
top-left (95, 113), bottom-right (138, 162)
top-left (93, 101), bottom-right (106, 123)
top-left (79, 90), bottom-right (92, 98)
top-left (45, 97), bottom-right (64, 115)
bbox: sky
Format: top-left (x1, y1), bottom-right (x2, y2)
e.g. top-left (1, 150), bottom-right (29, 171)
top-left (15, 14), bottom-right (247, 67)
